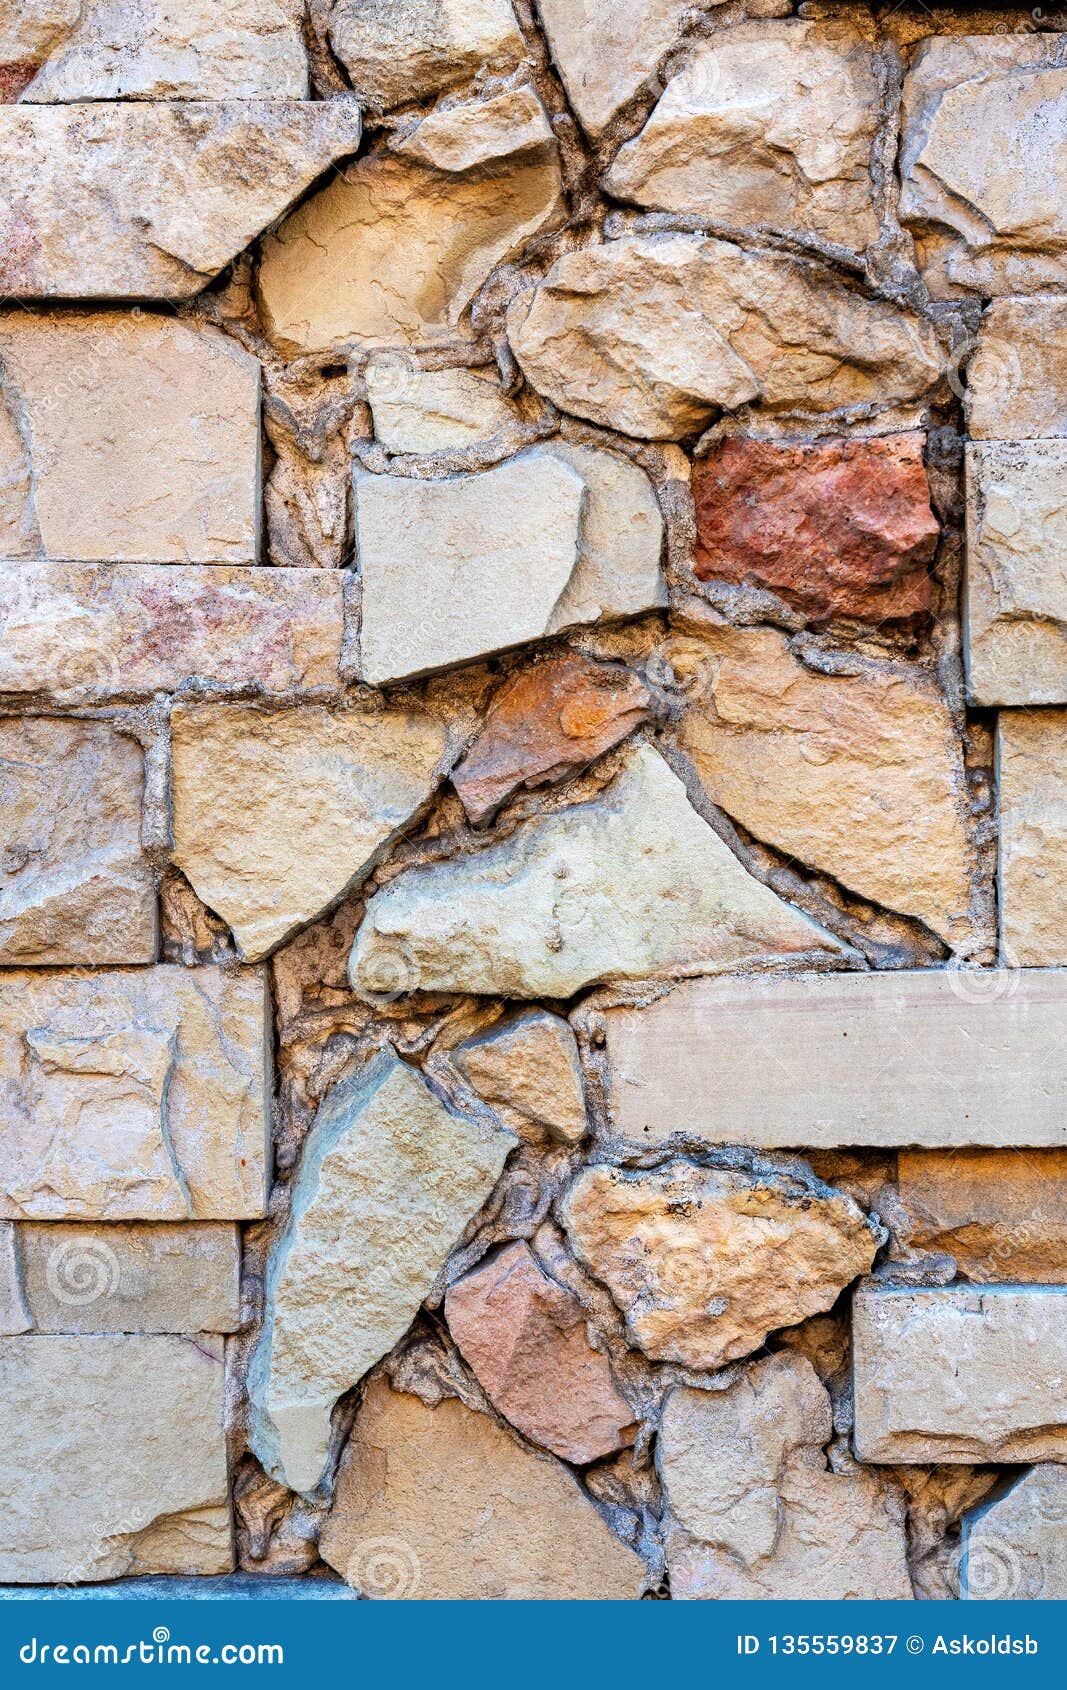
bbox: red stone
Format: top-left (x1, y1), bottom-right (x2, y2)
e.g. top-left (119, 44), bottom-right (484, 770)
top-left (692, 433), bottom-right (939, 625)
top-left (0, 62), bottom-right (40, 102)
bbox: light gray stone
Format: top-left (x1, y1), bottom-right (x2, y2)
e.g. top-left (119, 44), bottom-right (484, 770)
top-left (0, 1225), bottom-right (29, 1336)
top-left (998, 710), bottom-right (1067, 968)
top-left (966, 297), bottom-right (1067, 441)
top-left (365, 361), bottom-right (519, 453)
top-left (537, 0), bottom-right (702, 136)
top-left (13, 1223), bottom-right (240, 1335)
top-left (0, 1574), bottom-right (355, 1600)
top-left (541, 440), bottom-right (666, 631)
top-left (328, 0), bottom-right (525, 111)
top-left (962, 1466), bottom-right (1067, 1600)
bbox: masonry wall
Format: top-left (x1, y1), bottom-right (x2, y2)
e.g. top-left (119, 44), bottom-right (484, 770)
top-left (0, 0), bottom-right (1065, 1601)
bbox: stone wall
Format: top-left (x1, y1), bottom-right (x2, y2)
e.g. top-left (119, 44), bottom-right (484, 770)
top-left (0, 0), bottom-right (1064, 1602)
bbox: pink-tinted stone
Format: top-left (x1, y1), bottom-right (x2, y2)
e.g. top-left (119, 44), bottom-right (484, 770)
top-left (0, 62), bottom-right (39, 102)
top-left (444, 1241), bottom-right (637, 1465)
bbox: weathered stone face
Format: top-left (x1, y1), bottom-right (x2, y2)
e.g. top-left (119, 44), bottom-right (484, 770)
top-left (898, 1150), bottom-right (1067, 1283)
top-left (536, 0), bottom-right (696, 135)
top-left (450, 1010), bottom-right (588, 1145)
top-left (365, 362), bottom-right (519, 454)
top-left (966, 297), bottom-right (1067, 440)
top-left (12, 1223), bottom-right (240, 1334)
top-left (327, 0), bottom-right (525, 111)
top-left (962, 1466), bottom-right (1067, 1600)
top-left (997, 711), bottom-right (1067, 967)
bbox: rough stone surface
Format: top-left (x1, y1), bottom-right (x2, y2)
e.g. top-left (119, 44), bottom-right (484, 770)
top-left (0, 1225), bottom-right (29, 1336)
top-left (603, 972), bottom-right (1067, 1150)
top-left (540, 440), bottom-right (667, 629)
top-left (962, 1466), bottom-right (1067, 1600)
top-left (365, 361), bottom-right (518, 453)
top-left (560, 1160), bottom-right (879, 1370)
top-left (12, 1223), bottom-right (240, 1335)
top-left (171, 702), bottom-right (453, 962)
top-left (349, 745), bottom-right (841, 1000)
top-left (997, 710), bottom-right (1067, 967)
top-left (451, 651), bottom-right (652, 824)
top-left (0, 312), bottom-right (260, 565)
top-left (450, 1010), bottom-right (588, 1145)
top-left (536, 0), bottom-right (696, 136)
top-left (0, 1333), bottom-right (231, 1584)
top-left (692, 435), bottom-right (939, 625)
top-left (0, 98), bottom-right (361, 299)
top-left (967, 297), bottom-right (1067, 440)
top-left (660, 1356), bottom-right (911, 1599)
top-left (0, 1575), bottom-right (356, 1600)
top-left (0, 717), bottom-right (155, 966)
top-left (444, 1241), bottom-right (636, 1463)
top-left (393, 85), bottom-right (553, 172)
top-left (328, 0), bottom-right (524, 111)
top-left (853, 1286), bottom-right (1067, 1463)
top-left (320, 1377), bottom-right (645, 1598)
top-left (249, 1055), bottom-right (515, 1494)
top-left (507, 235), bottom-right (942, 439)
top-left (0, 967), bottom-right (269, 1222)
top-left (898, 1150), bottom-right (1067, 1284)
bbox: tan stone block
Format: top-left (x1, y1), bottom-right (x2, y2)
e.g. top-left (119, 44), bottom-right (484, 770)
top-left (998, 709), bottom-right (1067, 965)
top-left (393, 86), bottom-right (553, 173)
top-left (328, 0), bottom-right (524, 111)
top-left (0, 1224), bottom-right (29, 1335)
top-left (451, 1010), bottom-right (588, 1145)
top-left (898, 1149), bottom-right (1067, 1282)
top-left (14, 1223), bottom-right (241, 1334)
top-left (966, 298), bottom-right (1067, 440)
top-left (365, 361), bottom-right (519, 454)
top-left (537, 0), bottom-right (699, 136)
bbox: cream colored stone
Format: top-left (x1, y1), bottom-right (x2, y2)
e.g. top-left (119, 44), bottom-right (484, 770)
top-left (320, 1377), bottom-right (645, 1598)
top-left (997, 710), bottom-right (1067, 966)
top-left (966, 298), bottom-right (1067, 440)
top-left (606, 23), bottom-right (880, 249)
top-left (0, 98), bottom-right (360, 299)
top-left (603, 972), bottom-right (1067, 1150)
top-left (365, 362), bottom-right (519, 453)
top-left (171, 702), bottom-right (453, 963)
top-left (673, 621), bottom-right (976, 948)
top-left (0, 966), bottom-right (269, 1222)
top-left (249, 1055), bottom-right (515, 1494)
top-left (0, 3), bottom-right (80, 66)
top-left (14, 1223), bottom-right (240, 1335)
top-left (537, 0), bottom-right (702, 136)
top-left (898, 1149), bottom-right (1067, 1283)
top-left (349, 745), bottom-right (841, 1000)
top-left (560, 1160), bottom-right (878, 1369)
top-left (452, 1010), bottom-right (587, 1145)
top-left (0, 1224), bottom-right (29, 1336)
top-left (328, 0), bottom-right (524, 110)
top-left (0, 1333), bottom-right (231, 1583)
top-left (541, 440), bottom-right (666, 631)
top-left (853, 1285), bottom-right (1067, 1463)
top-left (0, 312), bottom-right (260, 564)
top-left (963, 1467), bottom-right (1067, 1600)
top-left (507, 235), bottom-right (941, 438)
top-left (0, 717), bottom-right (155, 966)
top-left (965, 442), bottom-right (1067, 706)
top-left (394, 87), bottom-right (553, 172)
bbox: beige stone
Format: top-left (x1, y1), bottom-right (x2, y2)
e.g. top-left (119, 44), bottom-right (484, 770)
top-left (997, 710), bottom-right (1067, 966)
top-left (0, 562), bottom-right (344, 700)
top-left (0, 98), bottom-right (361, 299)
top-left (328, 0), bottom-right (524, 111)
top-left (365, 361), bottom-right (519, 453)
top-left (507, 235), bottom-right (942, 439)
top-left (451, 1010), bottom-right (588, 1145)
top-left (14, 1223), bottom-right (240, 1335)
top-left (0, 966), bottom-right (269, 1222)
top-left (606, 23), bottom-right (880, 249)
top-left (673, 621), bottom-right (976, 948)
top-left (0, 1333), bottom-right (231, 1583)
top-left (965, 442), bottom-right (1067, 706)
top-left (171, 703), bottom-right (452, 963)
top-left (660, 1356), bottom-right (911, 1599)
top-left (393, 86), bottom-right (553, 172)
top-left (0, 1224), bottom-right (29, 1335)
top-left (898, 1149), bottom-right (1067, 1283)
top-left (963, 1466), bottom-right (1067, 1600)
top-left (966, 298), bottom-right (1067, 440)
top-left (1, 3), bottom-right (81, 67)
top-left (853, 1285), bottom-right (1067, 1463)
top-left (560, 1160), bottom-right (878, 1369)
top-left (249, 1055), bottom-right (515, 1494)
top-left (349, 745), bottom-right (842, 1001)
top-left (541, 440), bottom-right (666, 630)
top-left (0, 312), bottom-right (260, 565)
top-left (320, 1377), bottom-right (645, 1598)
top-left (537, 0), bottom-right (700, 136)
top-left (0, 717), bottom-right (155, 966)
top-left (603, 971), bottom-right (1067, 1150)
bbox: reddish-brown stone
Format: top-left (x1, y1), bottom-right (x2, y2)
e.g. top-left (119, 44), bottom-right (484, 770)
top-left (0, 62), bottom-right (40, 102)
top-left (692, 433), bottom-right (939, 625)
top-left (444, 1241), bottom-right (637, 1465)
top-left (452, 651), bottom-right (651, 825)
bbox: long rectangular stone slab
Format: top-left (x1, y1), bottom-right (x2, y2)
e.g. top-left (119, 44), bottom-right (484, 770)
top-left (0, 966), bottom-right (270, 1221)
top-left (852, 1285), bottom-right (1067, 1463)
top-left (0, 1575), bottom-right (354, 1600)
top-left (603, 971), bottom-right (1067, 1149)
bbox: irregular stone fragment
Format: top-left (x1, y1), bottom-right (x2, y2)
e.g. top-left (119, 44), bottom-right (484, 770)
top-left (540, 440), bottom-right (667, 630)
top-left (966, 297), bottom-right (1067, 440)
top-left (606, 23), bottom-right (880, 249)
top-left (0, 312), bottom-right (260, 565)
top-left (320, 1377), bottom-right (644, 1597)
top-left (997, 710), bottom-right (1067, 966)
top-left (0, 717), bottom-right (155, 965)
top-left (365, 361), bottom-right (519, 453)
top-left (0, 563), bottom-right (344, 700)
top-left (249, 1055), bottom-right (515, 1494)
top-left (0, 1334), bottom-right (230, 1583)
top-left (963, 1466), bottom-right (1067, 1600)
top-left (451, 652), bottom-right (652, 824)
top-left (537, 0), bottom-right (697, 136)
top-left (0, 1225), bottom-right (29, 1336)
top-left (451, 1010), bottom-right (588, 1145)
top-left (0, 98), bottom-right (360, 299)
top-left (328, 0), bottom-right (524, 111)
top-left (171, 703), bottom-right (452, 963)
top-left (965, 441), bottom-right (1067, 706)
top-left (853, 1285), bottom-right (1067, 1463)
top-left (602, 972), bottom-right (1067, 1150)
top-left (660, 1355), bottom-right (911, 1599)
top-left (0, 966), bottom-right (269, 1222)
top-left (14, 1223), bottom-right (241, 1335)
top-left (393, 86), bottom-right (553, 172)
top-left (898, 1150), bottom-right (1067, 1283)
top-left (692, 434), bottom-right (938, 625)
top-left (560, 1160), bottom-right (878, 1369)
top-left (508, 235), bottom-right (942, 438)
top-left (349, 745), bottom-right (842, 999)
top-left (444, 1242), bottom-right (635, 1462)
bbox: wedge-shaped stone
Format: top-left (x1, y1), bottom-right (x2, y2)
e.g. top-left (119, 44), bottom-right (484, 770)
top-left (13, 1223), bottom-right (240, 1335)
top-left (997, 710), bottom-right (1067, 966)
top-left (451, 1010), bottom-right (587, 1145)
top-left (561, 1161), bottom-right (878, 1369)
top-left (966, 298), bottom-right (1067, 440)
top-left (365, 361), bottom-right (519, 454)
top-left (248, 1055), bottom-right (515, 1494)
top-left (0, 563), bottom-right (344, 699)
top-left (0, 98), bottom-right (360, 299)
top-left (320, 1377), bottom-right (645, 1598)
top-left (606, 23), bottom-right (880, 249)
top-left (537, 0), bottom-right (695, 136)
top-left (965, 442), bottom-right (1067, 706)
top-left (328, 0), bottom-right (524, 111)
top-left (0, 966), bottom-right (269, 1221)
top-left (0, 312), bottom-right (259, 565)
top-left (603, 971), bottom-right (1067, 1149)
top-left (508, 235), bottom-right (942, 439)
top-left (854, 1286), bottom-right (1067, 1463)
top-left (0, 717), bottom-right (155, 966)
top-left (393, 86), bottom-right (552, 173)
top-left (898, 1149), bottom-right (1067, 1284)
top-left (349, 745), bottom-right (842, 1000)
top-left (963, 1466), bottom-right (1067, 1600)
top-left (0, 1333), bottom-right (231, 1583)
top-left (171, 703), bottom-right (452, 962)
